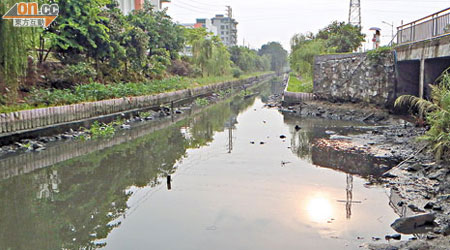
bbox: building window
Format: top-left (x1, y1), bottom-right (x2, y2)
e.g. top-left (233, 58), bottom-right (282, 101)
top-left (226, 31), bottom-right (229, 35)
top-left (221, 31), bottom-right (224, 35)
top-left (221, 25), bottom-right (225, 29)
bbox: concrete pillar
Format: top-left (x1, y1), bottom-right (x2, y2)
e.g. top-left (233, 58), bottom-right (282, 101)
top-left (419, 58), bottom-right (425, 99)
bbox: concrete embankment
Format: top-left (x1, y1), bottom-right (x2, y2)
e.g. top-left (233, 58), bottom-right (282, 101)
top-left (0, 73), bottom-right (274, 145)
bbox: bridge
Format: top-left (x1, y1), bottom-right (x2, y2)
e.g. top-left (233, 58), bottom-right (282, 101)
top-left (395, 7), bottom-right (450, 99)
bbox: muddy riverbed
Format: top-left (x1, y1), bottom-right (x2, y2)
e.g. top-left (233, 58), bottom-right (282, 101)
top-left (0, 80), bottom-right (448, 249)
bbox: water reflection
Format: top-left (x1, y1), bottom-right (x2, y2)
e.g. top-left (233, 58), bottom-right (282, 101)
top-left (0, 79), bottom-right (402, 249)
top-left (0, 93), bottom-right (256, 250)
top-left (307, 196), bottom-right (333, 223)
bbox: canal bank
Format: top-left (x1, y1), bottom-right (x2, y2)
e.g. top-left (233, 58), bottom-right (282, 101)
top-left (276, 92), bottom-right (450, 249)
top-left (0, 73), bottom-right (275, 147)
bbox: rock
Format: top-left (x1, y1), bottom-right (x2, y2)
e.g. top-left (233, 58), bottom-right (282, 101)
top-left (391, 213), bottom-right (435, 234)
top-left (407, 204), bottom-right (425, 213)
top-left (424, 202), bottom-right (435, 209)
top-left (175, 110), bottom-right (183, 114)
top-left (382, 172), bottom-right (397, 178)
top-left (295, 125), bottom-right (301, 131)
top-left (145, 116), bottom-right (153, 121)
top-left (120, 124), bottom-right (131, 130)
top-left (61, 134), bottom-right (73, 140)
top-left (406, 164), bottom-right (422, 172)
top-left (426, 234), bottom-right (437, 240)
top-left (371, 237), bottom-right (381, 241)
top-left (325, 130), bottom-right (336, 135)
top-left (329, 135), bottom-right (352, 140)
top-left (250, 141), bottom-right (255, 144)
top-left (442, 224), bottom-right (450, 236)
top-left (280, 135), bottom-right (287, 139)
top-left (35, 147), bottom-right (46, 152)
top-left (31, 142), bottom-right (44, 150)
top-left (38, 137), bottom-right (50, 143)
top-left (391, 234), bottom-right (402, 240)
top-left (260, 142), bottom-right (265, 145)
top-left (431, 206), bottom-right (442, 212)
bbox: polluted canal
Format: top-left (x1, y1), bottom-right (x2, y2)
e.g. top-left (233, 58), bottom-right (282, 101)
top-left (0, 81), bottom-right (405, 249)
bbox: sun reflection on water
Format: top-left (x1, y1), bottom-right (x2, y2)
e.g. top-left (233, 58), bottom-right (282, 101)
top-left (307, 196), bottom-right (333, 223)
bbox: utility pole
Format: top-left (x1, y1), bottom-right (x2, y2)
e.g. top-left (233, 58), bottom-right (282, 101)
top-left (226, 5), bottom-right (232, 18)
top-left (348, 0), bottom-right (361, 27)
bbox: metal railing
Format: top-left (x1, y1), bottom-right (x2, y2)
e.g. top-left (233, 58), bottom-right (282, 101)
top-left (397, 7), bottom-right (450, 44)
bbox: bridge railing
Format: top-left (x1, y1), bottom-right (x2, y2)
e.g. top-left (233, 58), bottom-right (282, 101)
top-left (397, 7), bottom-right (450, 44)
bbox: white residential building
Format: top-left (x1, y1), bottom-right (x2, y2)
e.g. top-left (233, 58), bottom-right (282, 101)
top-left (118, 0), bottom-right (170, 15)
top-left (211, 14), bottom-right (238, 47)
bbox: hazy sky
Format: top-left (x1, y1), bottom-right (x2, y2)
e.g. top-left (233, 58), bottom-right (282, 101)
top-left (166, 0), bottom-right (449, 51)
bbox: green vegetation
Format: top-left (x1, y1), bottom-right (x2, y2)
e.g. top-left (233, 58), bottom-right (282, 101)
top-left (80, 121), bottom-right (117, 140)
top-left (367, 46), bottom-right (393, 63)
top-left (239, 89), bottom-right (254, 97)
top-left (195, 97), bottom-right (210, 106)
top-left (0, 0), bottom-right (37, 100)
top-left (287, 73), bottom-right (313, 93)
top-left (1, 0), bottom-right (279, 107)
top-left (289, 21), bottom-right (365, 80)
top-left (0, 72), bottom-right (269, 113)
top-left (395, 71), bottom-right (450, 161)
top-left (229, 46), bottom-right (271, 73)
top-left (258, 42), bottom-right (288, 74)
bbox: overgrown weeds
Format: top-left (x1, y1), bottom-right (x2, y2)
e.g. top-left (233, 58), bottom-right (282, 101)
top-left (395, 70), bottom-right (450, 161)
top-left (287, 72), bottom-right (313, 93)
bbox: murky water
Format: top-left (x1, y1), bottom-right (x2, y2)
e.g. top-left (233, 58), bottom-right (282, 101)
top-left (0, 81), bottom-right (402, 249)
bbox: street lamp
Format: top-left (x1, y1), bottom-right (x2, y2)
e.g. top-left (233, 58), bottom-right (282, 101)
top-left (382, 21), bottom-right (394, 42)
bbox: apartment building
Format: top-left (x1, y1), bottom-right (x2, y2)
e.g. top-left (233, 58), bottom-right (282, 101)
top-left (118, 0), bottom-right (171, 15)
top-left (211, 14), bottom-right (238, 47)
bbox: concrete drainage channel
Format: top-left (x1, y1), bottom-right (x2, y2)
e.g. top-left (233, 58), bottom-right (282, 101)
top-left (0, 73), bottom-right (275, 146)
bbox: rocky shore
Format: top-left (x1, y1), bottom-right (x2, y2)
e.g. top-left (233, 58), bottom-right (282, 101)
top-left (277, 99), bottom-right (450, 249)
top-left (0, 93), bottom-right (226, 157)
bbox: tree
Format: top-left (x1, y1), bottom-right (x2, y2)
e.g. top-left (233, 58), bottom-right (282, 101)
top-left (47, 0), bottom-right (111, 63)
top-left (228, 46), bottom-right (270, 73)
top-left (290, 39), bottom-right (330, 77)
top-left (188, 28), bottom-right (231, 77)
top-left (258, 42), bottom-right (288, 73)
top-left (130, 3), bottom-right (184, 59)
top-left (316, 21), bottom-right (365, 53)
top-left (0, 0), bottom-right (36, 101)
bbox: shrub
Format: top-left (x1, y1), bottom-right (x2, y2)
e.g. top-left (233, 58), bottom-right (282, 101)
top-left (169, 59), bottom-right (192, 76)
top-left (59, 62), bottom-right (97, 85)
top-left (232, 68), bottom-right (242, 78)
top-left (395, 71), bottom-right (450, 160)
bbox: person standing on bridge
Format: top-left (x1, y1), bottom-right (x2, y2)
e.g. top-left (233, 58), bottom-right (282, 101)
top-left (372, 30), bottom-right (381, 49)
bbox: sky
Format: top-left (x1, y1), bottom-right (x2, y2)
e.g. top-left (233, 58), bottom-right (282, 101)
top-left (165, 0), bottom-right (450, 52)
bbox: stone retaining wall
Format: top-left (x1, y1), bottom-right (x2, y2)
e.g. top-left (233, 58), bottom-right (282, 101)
top-left (313, 52), bottom-right (397, 107)
top-left (0, 74), bottom-right (273, 135)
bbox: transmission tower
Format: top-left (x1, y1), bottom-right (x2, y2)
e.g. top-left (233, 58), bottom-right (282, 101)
top-left (348, 0), bottom-right (361, 27)
top-left (226, 5), bottom-right (233, 18)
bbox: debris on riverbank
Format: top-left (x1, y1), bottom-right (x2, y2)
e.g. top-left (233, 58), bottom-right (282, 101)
top-left (274, 97), bottom-right (450, 249)
top-left (0, 92), bottom-right (232, 157)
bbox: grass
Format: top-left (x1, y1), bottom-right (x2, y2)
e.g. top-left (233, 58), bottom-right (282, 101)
top-left (0, 71), bottom-right (272, 114)
top-left (287, 72), bottom-right (313, 93)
